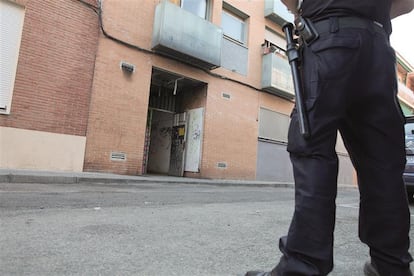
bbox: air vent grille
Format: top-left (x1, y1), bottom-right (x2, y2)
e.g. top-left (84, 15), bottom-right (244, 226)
top-left (110, 152), bottom-right (127, 161)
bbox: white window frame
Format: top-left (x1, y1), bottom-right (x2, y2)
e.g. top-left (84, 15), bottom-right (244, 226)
top-left (169, 0), bottom-right (210, 19)
top-left (181, 0), bottom-right (208, 19)
top-left (0, 0), bottom-right (25, 115)
top-left (222, 3), bottom-right (249, 46)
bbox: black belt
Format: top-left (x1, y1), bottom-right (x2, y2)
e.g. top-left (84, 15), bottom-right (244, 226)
top-left (312, 16), bottom-right (385, 34)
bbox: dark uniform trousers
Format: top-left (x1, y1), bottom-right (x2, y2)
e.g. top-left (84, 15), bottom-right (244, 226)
top-left (274, 17), bottom-right (413, 275)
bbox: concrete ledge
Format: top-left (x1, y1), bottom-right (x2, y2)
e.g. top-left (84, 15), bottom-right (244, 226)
top-left (0, 169), bottom-right (356, 189)
top-left (4, 174), bottom-right (78, 184)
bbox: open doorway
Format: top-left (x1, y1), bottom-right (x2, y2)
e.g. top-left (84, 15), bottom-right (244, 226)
top-left (143, 68), bottom-right (207, 177)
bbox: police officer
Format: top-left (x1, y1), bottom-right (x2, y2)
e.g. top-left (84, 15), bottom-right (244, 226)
top-left (246, 0), bottom-right (414, 275)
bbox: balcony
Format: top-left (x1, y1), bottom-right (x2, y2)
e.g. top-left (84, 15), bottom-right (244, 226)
top-left (262, 53), bottom-right (294, 99)
top-left (264, 0), bottom-right (294, 25)
top-left (152, 0), bottom-right (222, 70)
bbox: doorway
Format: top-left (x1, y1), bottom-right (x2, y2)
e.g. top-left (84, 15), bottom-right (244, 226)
top-left (146, 109), bottom-right (174, 174)
top-left (143, 68), bottom-right (206, 177)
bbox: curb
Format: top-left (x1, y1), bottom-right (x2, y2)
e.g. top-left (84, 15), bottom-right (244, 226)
top-left (0, 171), bottom-right (356, 189)
top-left (0, 171), bottom-right (293, 187)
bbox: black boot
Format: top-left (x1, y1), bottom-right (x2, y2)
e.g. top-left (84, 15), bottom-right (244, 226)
top-left (363, 261), bottom-right (380, 276)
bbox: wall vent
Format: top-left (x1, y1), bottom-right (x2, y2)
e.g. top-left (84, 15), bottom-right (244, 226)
top-left (217, 162), bottom-right (227, 168)
top-left (110, 152), bottom-right (127, 161)
top-left (222, 92), bottom-right (231, 100)
top-left (120, 61), bottom-right (135, 73)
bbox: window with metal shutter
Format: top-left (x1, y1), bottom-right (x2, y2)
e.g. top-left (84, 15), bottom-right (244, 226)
top-left (0, 0), bottom-right (25, 114)
top-left (264, 27), bottom-right (286, 50)
top-left (259, 107), bottom-right (290, 143)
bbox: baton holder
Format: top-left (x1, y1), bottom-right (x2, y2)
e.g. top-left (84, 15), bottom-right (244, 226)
top-left (282, 22), bottom-right (310, 139)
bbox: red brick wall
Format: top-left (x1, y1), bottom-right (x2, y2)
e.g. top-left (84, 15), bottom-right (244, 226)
top-left (82, 0), bottom-right (294, 178)
top-left (0, 0), bottom-right (99, 137)
top-left (83, 40), bottom-right (153, 175)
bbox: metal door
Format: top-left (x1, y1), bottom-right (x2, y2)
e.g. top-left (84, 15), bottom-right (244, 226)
top-left (169, 112), bottom-right (187, 176)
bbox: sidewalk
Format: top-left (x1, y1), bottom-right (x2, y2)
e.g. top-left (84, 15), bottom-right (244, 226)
top-left (0, 168), bottom-right (297, 188)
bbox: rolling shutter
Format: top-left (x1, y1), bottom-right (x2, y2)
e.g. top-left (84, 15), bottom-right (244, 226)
top-left (0, 0), bottom-right (25, 113)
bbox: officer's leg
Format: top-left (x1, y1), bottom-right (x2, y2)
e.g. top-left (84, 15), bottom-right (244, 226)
top-left (275, 124), bottom-right (339, 275)
top-left (339, 109), bottom-right (412, 275)
top-left (274, 35), bottom-right (358, 274)
top-left (338, 32), bottom-right (412, 274)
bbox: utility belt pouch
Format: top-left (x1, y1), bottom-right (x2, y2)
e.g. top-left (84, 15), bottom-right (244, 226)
top-left (294, 17), bottom-right (319, 45)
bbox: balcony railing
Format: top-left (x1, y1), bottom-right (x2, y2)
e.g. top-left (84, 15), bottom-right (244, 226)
top-left (152, 0), bottom-right (222, 70)
top-left (264, 0), bottom-right (294, 25)
top-left (262, 53), bottom-right (294, 99)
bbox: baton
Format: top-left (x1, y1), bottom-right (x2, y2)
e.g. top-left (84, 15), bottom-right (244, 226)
top-left (282, 22), bottom-right (310, 139)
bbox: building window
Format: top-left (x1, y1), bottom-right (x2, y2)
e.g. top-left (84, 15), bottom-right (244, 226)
top-left (263, 27), bottom-right (286, 55)
top-left (169, 0), bottom-right (209, 19)
top-left (221, 3), bottom-right (248, 45)
top-left (259, 108), bottom-right (290, 143)
top-left (0, 0), bottom-right (25, 114)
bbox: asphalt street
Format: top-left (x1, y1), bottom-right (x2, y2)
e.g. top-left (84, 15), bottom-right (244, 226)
top-left (0, 182), bottom-right (413, 275)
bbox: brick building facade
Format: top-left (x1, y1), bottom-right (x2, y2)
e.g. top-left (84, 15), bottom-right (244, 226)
top-left (1, 0), bottom-right (412, 184)
top-left (0, 0), bottom-right (99, 171)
